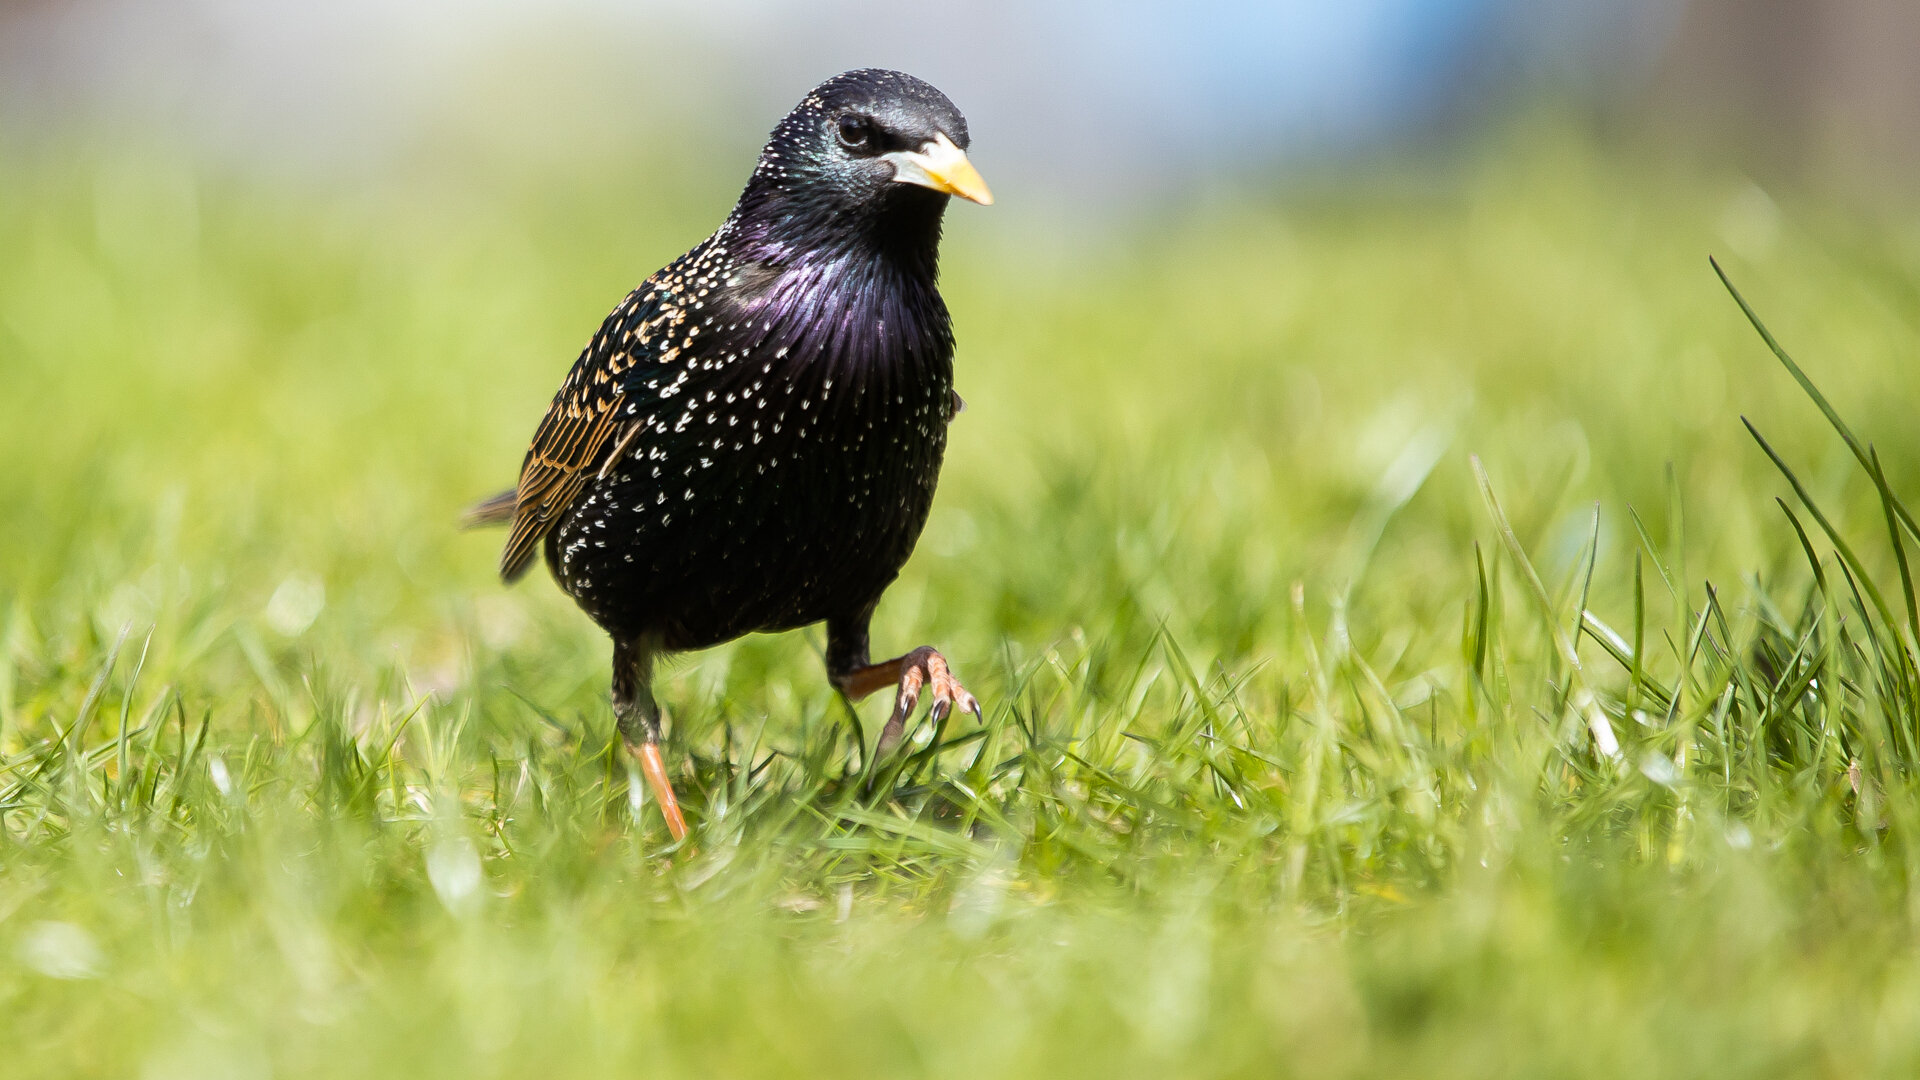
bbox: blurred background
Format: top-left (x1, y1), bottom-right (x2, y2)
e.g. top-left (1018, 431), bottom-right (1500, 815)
top-left (3, 0), bottom-right (1918, 198)
top-left (5, 0), bottom-right (1920, 681)
top-left (11, 9), bottom-right (1920, 1075)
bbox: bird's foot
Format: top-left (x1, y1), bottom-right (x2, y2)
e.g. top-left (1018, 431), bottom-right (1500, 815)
top-left (626, 738), bottom-right (689, 841)
top-left (875, 646), bottom-right (980, 758)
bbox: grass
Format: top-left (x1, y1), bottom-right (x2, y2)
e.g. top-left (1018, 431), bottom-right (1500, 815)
top-left (7, 130), bottom-right (1920, 1077)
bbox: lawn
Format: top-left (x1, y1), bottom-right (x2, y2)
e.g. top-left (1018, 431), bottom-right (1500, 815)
top-left (7, 130), bottom-right (1920, 1077)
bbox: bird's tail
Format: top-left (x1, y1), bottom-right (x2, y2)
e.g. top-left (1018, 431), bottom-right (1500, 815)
top-left (461, 489), bottom-right (518, 530)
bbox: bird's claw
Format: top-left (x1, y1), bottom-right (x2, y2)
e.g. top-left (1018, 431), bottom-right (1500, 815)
top-left (876, 646), bottom-right (978, 757)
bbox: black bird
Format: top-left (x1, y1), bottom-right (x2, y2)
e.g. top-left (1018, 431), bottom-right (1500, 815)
top-left (468, 69), bottom-right (991, 840)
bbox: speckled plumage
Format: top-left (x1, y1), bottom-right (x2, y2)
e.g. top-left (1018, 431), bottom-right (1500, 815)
top-left (538, 219), bottom-right (956, 649)
top-left (477, 70), bottom-right (988, 839)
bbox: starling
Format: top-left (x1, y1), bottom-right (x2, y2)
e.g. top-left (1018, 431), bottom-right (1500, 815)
top-left (468, 69), bottom-right (992, 840)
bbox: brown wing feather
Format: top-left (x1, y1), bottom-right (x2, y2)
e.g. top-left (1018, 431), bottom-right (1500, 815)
top-left (499, 391), bottom-right (628, 582)
top-left (493, 273), bottom-right (672, 582)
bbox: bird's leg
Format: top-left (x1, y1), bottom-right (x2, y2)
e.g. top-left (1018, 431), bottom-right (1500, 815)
top-left (827, 613), bottom-right (981, 759)
top-left (612, 636), bottom-right (688, 841)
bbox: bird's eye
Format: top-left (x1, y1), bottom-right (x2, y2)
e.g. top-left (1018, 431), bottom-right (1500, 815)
top-left (837, 115), bottom-right (874, 151)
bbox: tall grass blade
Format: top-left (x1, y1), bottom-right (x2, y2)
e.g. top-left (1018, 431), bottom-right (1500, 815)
top-left (1472, 455), bottom-right (1620, 760)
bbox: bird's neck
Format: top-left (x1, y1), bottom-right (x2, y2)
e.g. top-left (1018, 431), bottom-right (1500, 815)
top-left (727, 181), bottom-right (947, 288)
top-left (706, 186), bottom-right (954, 385)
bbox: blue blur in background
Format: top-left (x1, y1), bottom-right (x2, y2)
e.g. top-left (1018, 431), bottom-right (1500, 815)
top-left (0, 0), bottom-right (1685, 196)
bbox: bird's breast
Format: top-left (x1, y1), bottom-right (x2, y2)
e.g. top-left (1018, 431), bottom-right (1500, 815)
top-left (551, 266), bottom-right (956, 641)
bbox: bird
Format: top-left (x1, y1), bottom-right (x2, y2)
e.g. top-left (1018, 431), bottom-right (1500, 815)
top-left (466, 69), bottom-right (992, 841)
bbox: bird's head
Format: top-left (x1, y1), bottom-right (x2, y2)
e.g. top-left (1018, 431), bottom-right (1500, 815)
top-left (738, 70), bottom-right (990, 258)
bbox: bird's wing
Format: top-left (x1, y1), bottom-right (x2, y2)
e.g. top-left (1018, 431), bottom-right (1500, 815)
top-left (499, 390), bottom-right (628, 582)
top-left (499, 287), bottom-right (663, 583)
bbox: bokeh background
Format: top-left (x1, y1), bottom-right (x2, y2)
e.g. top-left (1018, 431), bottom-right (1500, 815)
top-left (6, 0), bottom-right (1919, 685)
top-left (6, 0), bottom-right (1920, 193)
top-left (9, 4), bottom-right (1920, 1079)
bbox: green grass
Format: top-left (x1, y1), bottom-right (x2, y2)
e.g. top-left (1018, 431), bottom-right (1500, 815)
top-left (8, 131), bottom-right (1920, 1077)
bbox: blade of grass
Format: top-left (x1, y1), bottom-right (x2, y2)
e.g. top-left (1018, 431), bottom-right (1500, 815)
top-left (1472, 455), bottom-right (1620, 761)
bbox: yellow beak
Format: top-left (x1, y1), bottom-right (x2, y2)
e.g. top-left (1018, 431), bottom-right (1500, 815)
top-left (884, 132), bottom-right (994, 205)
